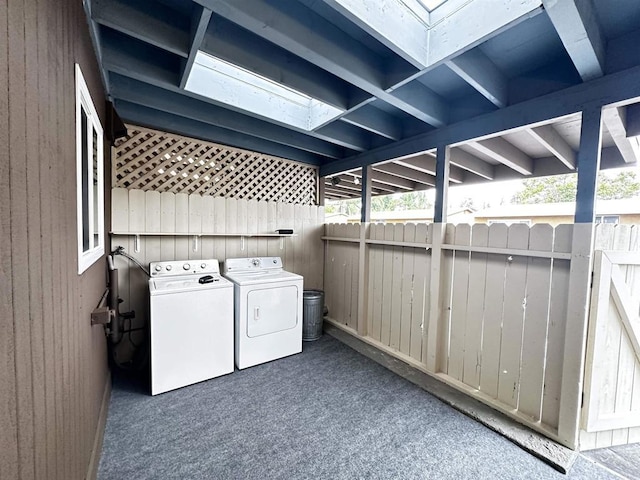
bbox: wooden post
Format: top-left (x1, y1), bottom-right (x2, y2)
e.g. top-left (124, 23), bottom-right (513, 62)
top-left (426, 145), bottom-right (450, 372)
top-left (558, 106), bottom-right (603, 449)
top-left (317, 174), bottom-right (325, 206)
top-left (360, 166), bottom-right (372, 223)
top-left (357, 166), bottom-right (372, 335)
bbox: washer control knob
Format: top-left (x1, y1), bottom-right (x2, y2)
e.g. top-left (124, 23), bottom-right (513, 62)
top-left (273, 259), bottom-right (277, 264)
top-left (201, 263), bottom-right (207, 269)
top-left (183, 263), bottom-right (191, 271)
top-left (166, 265), bottom-right (172, 271)
top-left (252, 259), bottom-right (260, 267)
top-left (155, 265), bottom-right (162, 272)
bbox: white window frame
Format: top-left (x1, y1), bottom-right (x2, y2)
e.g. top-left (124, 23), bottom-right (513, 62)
top-left (75, 64), bottom-right (105, 274)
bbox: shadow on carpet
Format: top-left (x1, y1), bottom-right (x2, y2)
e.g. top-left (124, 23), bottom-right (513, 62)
top-left (98, 336), bottom-right (621, 480)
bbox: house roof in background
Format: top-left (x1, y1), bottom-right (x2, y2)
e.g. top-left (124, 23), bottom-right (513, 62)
top-left (475, 199), bottom-right (640, 218)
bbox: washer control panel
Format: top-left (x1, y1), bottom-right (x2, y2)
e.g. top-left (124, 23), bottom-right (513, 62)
top-left (149, 259), bottom-right (221, 277)
top-left (224, 257), bottom-right (283, 274)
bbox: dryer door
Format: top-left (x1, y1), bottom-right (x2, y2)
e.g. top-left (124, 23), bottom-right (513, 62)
top-left (247, 285), bottom-right (299, 337)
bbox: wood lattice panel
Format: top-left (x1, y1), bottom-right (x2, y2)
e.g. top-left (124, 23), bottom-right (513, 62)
top-left (113, 124), bottom-right (318, 204)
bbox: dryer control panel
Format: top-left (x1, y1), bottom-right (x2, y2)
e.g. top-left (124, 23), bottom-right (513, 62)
top-left (150, 259), bottom-right (222, 277)
top-left (224, 257), bottom-right (282, 274)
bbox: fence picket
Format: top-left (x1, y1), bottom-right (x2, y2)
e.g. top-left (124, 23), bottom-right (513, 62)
top-left (519, 224), bottom-right (554, 420)
top-left (497, 224), bottom-right (530, 409)
top-left (400, 224), bottom-right (416, 357)
top-left (541, 224), bottom-right (572, 429)
top-left (389, 224), bottom-right (405, 350)
top-left (380, 224), bottom-right (395, 346)
top-left (413, 223), bottom-right (430, 363)
top-left (462, 224), bottom-right (489, 389)
top-left (479, 223), bottom-right (508, 398)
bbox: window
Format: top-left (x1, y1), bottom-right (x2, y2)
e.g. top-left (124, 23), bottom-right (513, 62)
top-left (595, 215), bottom-right (619, 224)
top-left (75, 64), bottom-right (104, 274)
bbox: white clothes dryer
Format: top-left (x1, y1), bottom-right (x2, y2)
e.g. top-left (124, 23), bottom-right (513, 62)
top-left (149, 259), bottom-right (233, 395)
top-left (223, 257), bottom-right (303, 369)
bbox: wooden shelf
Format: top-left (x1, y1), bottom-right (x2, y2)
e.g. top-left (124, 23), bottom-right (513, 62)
top-left (110, 231), bottom-right (296, 237)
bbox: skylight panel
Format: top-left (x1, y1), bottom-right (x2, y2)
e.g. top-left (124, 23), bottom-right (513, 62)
top-left (418, 0), bottom-right (447, 11)
top-left (185, 51), bottom-right (344, 131)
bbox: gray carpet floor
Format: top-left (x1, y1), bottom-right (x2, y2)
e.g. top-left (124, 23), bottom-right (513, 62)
top-left (98, 336), bottom-right (623, 480)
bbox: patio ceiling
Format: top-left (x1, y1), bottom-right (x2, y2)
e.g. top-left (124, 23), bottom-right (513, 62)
top-left (86, 0), bottom-right (640, 200)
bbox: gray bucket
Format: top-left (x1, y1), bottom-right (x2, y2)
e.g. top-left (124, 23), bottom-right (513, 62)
top-left (302, 290), bottom-right (324, 341)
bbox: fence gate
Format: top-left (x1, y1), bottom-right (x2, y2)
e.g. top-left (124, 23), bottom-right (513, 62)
top-left (582, 249), bottom-right (640, 440)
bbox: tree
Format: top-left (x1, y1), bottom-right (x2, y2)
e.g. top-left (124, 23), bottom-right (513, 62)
top-left (511, 171), bottom-right (640, 204)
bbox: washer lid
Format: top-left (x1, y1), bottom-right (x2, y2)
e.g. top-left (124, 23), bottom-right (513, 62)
top-left (223, 269), bottom-right (302, 286)
top-left (149, 274), bottom-right (232, 295)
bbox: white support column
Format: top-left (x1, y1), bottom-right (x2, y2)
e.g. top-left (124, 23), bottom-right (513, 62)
top-left (426, 145), bottom-right (450, 372)
top-left (558, 106), bottom-right (602, 448)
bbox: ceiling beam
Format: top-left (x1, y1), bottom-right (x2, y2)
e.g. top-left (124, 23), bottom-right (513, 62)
top-left (320, 63), bottom-right (640, 177)
top-left (109, 74), bottom-right (345, 159)
top-left (197, 0), bottom-right (448, 127)
top-left (179, 5), bottom-right (212, 89)
top-left (542, 0), bottom-right (605, 81)
top-left (349, 170), bottom-right (416, 190)
top-left (340, 108), bottom-right (402, 141)
top-left (526, 125), bottom-right (576, 169)
top-left (327, 176), bottom-right (395, 194)
top-left (202, 15), bottom-right (360, 111)
top-left (603, 106), bottom-right (640, 164)
top-left (468, 138), bottom-right (533, 175)
top-left (394, 155), bottom-right (465, 183)
top-left (373, 163), bottom-right (436, 186)
top-left (114, 100), bottom-right (325, 165)
top-left (446, 49), bottom-right (508, 108)
top-left (449, 148), bottom-right (495, 180)
top-left (92, 0), bottom-right (189, 57)
top-left (101, 39), bottom-right (370, 152)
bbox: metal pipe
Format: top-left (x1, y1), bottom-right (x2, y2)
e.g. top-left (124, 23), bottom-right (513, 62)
top-left (108, 265), bottom-right (122, 344)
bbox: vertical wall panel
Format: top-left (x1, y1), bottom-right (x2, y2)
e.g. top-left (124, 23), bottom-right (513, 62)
top-left (1, 0), bottom-right (111, 478)
top-left (0, 0), bottom-right (19, 476)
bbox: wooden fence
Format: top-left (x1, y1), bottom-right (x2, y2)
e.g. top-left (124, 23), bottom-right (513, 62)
top-left (324, 222), bottom-right (638, 448)
top-left (580, 224), bottom-right (640, 450)
top-left (110, 188), bottom-right (324, 362)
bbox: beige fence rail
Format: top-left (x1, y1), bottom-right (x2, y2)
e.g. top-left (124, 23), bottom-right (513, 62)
top-left (324, 222), bottom-right (638, 448)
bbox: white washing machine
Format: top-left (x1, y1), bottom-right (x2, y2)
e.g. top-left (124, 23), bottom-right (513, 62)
top-left (223, 257), bottom-right (303, 369)
top-left (148, 259), bottom-right (233, 395)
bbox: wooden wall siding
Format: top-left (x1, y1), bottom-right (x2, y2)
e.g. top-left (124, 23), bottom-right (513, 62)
top-left (581, 225), bottom-right (640, 451)
top-left (1, 0), bottom-right (110, 479)
top-left (114, 125), bottom-right (318, 205)
top-left (111, 188), bottom-right (324, 360)
top-left (323, 222), bottom-right (578, 442)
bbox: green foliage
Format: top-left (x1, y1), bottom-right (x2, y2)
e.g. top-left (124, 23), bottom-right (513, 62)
top-left (511, 171), bottom-right (640, 204)
top-left (326, 191), bottom-right (432, 217)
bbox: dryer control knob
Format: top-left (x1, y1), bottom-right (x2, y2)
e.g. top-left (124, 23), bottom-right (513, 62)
top-left (166, 265), bottom-right (172, 271)
top-left (252, 259), bottom-right (260, 267)
top-left (155, 265), bottom-right (162, 272)
top-left (183, 263), bottom-right (191, 270)
top-left (201, 263), bottom-right (207, 269)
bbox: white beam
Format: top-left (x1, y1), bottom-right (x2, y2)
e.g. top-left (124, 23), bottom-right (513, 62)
top-left (603, 106), bottom-right (640, 164)
top-left (446, 49), bottom-right (508, 108)
top-left (542, 0), bottom-right (605, 81)
top-left (449, 148), bottom-right (495, 180)
top-left (394, 154), bottom-right (465, 183)
top-left (374, 163), bottom-right (436, 186)
top-left (468, 138), bottom-right (533, 175)
top-left (527, 125), bottom-right (577, 169)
